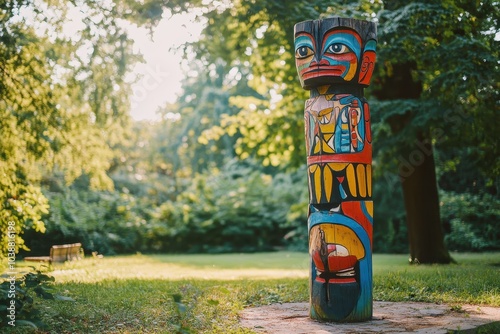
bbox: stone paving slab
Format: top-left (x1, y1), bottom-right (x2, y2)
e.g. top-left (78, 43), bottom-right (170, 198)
top-left (239, 301), bottom-right (500, 333)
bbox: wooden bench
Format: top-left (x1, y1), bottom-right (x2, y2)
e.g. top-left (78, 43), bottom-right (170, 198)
top-left (24, 243), bottom-right (82, 264)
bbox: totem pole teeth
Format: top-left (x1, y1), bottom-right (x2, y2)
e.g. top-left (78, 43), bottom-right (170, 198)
top-left (326, 113), bottom-right (333, 123)
top-left (329, 205), bottom-right (341, 213)
top-left (321, 113), bottom-right (333, 124)
top-left (310, 205), bottom-right (320, 212)
top-left (336, 269), bottom-right (356, 277)
top-left (318, 107), bottom-right (334, 124)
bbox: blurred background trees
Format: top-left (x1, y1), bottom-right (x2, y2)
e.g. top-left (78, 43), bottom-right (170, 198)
top-left (0, 0), bottom-right (137, 256)
top-left (1, 0), bottom-right (498, 261)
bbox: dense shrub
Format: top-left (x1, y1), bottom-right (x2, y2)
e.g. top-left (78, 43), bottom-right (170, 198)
top-left (371, 171), bottom-right (409, 253)
top-left (21, 187), bottom-right (148, 256)
top-left (22, 164), bottom-right (309, 255)
top-left (148, 164), bottom-right (308, 253)
top-left (21, 165), bottom-right (499, 257)
top-left (441, 192), bottom-right (499, 252)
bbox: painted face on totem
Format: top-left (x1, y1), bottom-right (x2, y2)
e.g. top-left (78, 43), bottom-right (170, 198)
top-left (294, 18), bottom-right (376, 90)
top-left (295, 29), bottom-right (361, 88)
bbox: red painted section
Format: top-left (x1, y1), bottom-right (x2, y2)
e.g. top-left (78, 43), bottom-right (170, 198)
top-left (307, 145), bottom-right (371, 165)
top-left (312, 250), bottom-right (325, 271)
top-left (329, 278), bottom-right (356, 284)
top-left (364, 102), bottom-right (371, 143)
top-left (341, 201), bottom-right (373, 248)
top-left (328, 255), bottom-right (357, 272)
top-left (358, 51), bottom-right (376, 85)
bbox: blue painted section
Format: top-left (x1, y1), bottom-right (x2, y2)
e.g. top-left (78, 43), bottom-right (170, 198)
top-left (364, 40), bottom-right (377, 52)
top-left (360, 201), bottom-right (373, 224)
top-left (334, 96), bottom-right (365, 153)
top-left (322, 32), bottom-right (361, 59)
top-left (295, 35), bottom-right (315, 52)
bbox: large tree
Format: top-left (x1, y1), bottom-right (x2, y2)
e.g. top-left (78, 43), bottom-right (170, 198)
top-left (373, 0), bottom-right (499, 263)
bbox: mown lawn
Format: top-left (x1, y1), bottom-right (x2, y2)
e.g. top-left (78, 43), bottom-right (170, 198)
top-left (4, 251), bottom-right (500, 333)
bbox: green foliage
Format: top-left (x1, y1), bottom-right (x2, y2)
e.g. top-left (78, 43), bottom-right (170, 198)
top-left (441, 192), bottom-right (499, 252)
top-left (23, 185), bottom-right (146, 256)
top-left (372, 170), bottom-right (409, 253)
top-left (474, 322), bottom-right (500, 334)
top-left (0, 270), bottom-right (73, 330)
top-left (176, 0), bottom-right (498, 260)
top-left (150, 161), bottom-right (308, 253)
top-left (29, 166), bottom-right (497, 256)
top-left (153, 60), bottom-right (266, 175)
top-left (373, 0), bottom-right (499, 175)
top-left (7, 0), bottom-right (499, 262)
top-left (171, 294), bottom-right (194, 334)
top-left (22, 161), bottom-right (309, 255)
top-left (184, 0), bottom-right (382, 168)
top-left (0, 182), bottom-right (49, 258)
top-left (0, 0), bottom-right (140, 258)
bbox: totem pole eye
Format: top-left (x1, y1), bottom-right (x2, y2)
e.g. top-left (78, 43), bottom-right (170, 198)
top-left (295, 46), bottom-right (314, 59)
top-left (326, 43), bottom-right (349, 54)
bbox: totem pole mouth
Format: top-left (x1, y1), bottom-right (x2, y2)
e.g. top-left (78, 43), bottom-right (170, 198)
top-left (301, 66), bottom-right (345, 80)
top-left (324, 255), bottom-right (358, 283)
top-left (314, 254), bottom-right (358, 284)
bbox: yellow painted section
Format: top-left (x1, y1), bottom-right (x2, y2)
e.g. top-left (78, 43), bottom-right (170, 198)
top-left (320, 224), bottom-right (365, 259)
top-left (318, 85), bottom-right (329, 95)
top-left (321, 122), bottom-right (335, 133)
top-left (309, 165), bottom-right (318, 173)
top-left (344, 60), bottom-right (358, 81)
top-left (322, 140), bottom-right (335, 153)
top-left (313, 138), bottom-right (321, 154)
top-left (328, 162), bottom-right (348, 172)
top-left (366, 164), bottom-right (372, 196)
top-left (341, 124), bottom-right (349, 130)
top-left (324, 133), bottom-right (333, 143)
top-left (324, 165), bottom-right (333, 202)
top-left (365, 201), bottom-right (373, 218)
top-left (318, 107), bottom-right (335, 132)
top-left (312, 165), bottom-right (322, 202)
top-left (357, 164), bottom-right (366, 197)
top-left (346, 164), bottom-right (357, 197)
top-left (318, 107), bottom-right (334, 116)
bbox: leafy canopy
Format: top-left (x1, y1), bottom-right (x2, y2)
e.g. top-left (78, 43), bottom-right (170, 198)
top-left (0, 0), bottom-right (140, 256)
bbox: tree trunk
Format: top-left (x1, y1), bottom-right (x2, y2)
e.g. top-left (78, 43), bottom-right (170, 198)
top-left (399, 131), bottom-right (452, 264)
top-left (375, 61), bottom-right (453, 264)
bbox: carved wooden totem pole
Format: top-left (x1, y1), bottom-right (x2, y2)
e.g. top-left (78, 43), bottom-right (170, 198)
top-left (294, 17), bottom-right (376, 322)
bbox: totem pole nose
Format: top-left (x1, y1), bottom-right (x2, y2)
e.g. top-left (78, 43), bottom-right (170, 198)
top-left (310, 58), bottom-right (329, 67)
top-left (318, 58), bottom-right (330, 66)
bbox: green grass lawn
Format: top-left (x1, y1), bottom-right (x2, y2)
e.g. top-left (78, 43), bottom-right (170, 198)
top-left (4, 251), bottom-right (500, 333)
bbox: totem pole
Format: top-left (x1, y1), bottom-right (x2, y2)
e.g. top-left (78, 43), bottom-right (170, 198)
top-left (294, 17), bottom-right (376, 322)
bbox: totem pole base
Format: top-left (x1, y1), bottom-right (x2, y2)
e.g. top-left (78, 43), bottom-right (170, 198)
top-left (240, 301), bottom-right (500, 333)
top-left (308, 211), bottom-right (373, 322)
